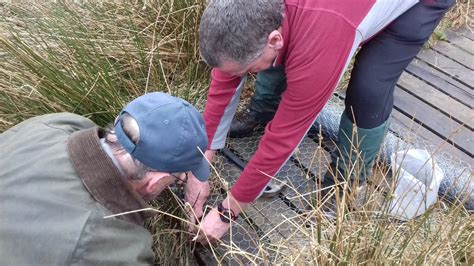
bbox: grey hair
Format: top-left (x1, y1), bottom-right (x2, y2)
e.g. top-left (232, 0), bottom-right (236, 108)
top-left (105, 113), bottom-right (155, 180)
top-left (199, 0), bottom-right (283, 67)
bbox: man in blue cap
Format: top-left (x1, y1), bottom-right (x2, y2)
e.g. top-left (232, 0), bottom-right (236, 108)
top-left (0, 92), bottom-right (210, 264)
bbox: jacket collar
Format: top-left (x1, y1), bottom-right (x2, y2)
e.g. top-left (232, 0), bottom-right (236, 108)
top-left (67, 127), bottom-right (150, 225)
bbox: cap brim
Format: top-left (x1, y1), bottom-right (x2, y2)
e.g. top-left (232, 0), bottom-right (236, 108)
top-left (191, 157), bottom-right (210, 182)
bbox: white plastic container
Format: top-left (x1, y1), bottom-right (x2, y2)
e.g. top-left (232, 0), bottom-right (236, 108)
top-left (389, 149), bottom-right (444, 220)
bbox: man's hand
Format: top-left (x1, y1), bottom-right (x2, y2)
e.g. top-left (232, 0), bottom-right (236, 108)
top-left (192, 194), bottom-right (249, 245)
top-left (194, 207), bottom-right (230, 245)
top-left (184, 172), bottom-right (210, 224)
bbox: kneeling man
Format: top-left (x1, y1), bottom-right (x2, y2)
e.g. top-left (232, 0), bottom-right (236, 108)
top-left (0, 92), bottom-right (210, 264)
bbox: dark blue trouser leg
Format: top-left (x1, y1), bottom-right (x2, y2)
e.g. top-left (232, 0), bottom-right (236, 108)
top-left (329, 0), bottom-right (455, 186)
top-left (345, 0), bottom-right (455, 128)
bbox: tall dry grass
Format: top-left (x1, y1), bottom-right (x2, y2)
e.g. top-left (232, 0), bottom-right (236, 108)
top-left (428, 0), bottom-right (473, 44)
top-left (0, 0), bottom-right (208, 131)
top-left (0, 0), bottom-right (472, 265)
top-left (0, 1), bottom-right (207, 264)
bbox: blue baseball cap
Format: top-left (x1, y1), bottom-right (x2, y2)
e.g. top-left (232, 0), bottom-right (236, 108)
top-left (114, 92), bottom-right (210, 181)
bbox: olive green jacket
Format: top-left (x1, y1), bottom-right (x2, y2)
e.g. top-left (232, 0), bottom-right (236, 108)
top-left (0, 113), bottom-right (154, 265)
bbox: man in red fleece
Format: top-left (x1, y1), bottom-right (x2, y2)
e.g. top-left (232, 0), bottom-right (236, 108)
top-left (192, 0), bottom-right (454, 242)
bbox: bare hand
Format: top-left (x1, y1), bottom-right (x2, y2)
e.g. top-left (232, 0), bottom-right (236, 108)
top-left (193, 207), bottom-right (230, 245)
top-left (184, 172), bottom-right (210, 224)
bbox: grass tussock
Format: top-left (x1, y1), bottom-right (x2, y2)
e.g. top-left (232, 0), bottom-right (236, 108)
top-left (0, 0), bottom-right (208, 131)
top-left (428, 0), bottom-right (473, 45)
top-left (0, 0), bottom-right (472, 265)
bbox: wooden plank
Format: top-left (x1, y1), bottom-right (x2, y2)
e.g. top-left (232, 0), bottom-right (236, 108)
top-left (455, 28), bottom-right (474, 41)
top-left (405, 61), bottom-right (473, 108)
top-left (416, 49), bottom-right (474, 88)
top-left (446, 29), bottom-right (474, 52)
top-left (397, 72), bottom-right (474, 129)
top-left (432, 40), bottom-right (474, 69)
top-left (451, 36), bottom-right (474, 54)
top-left (333, 90), bottom-right (472, 164)
top-left (460, 29), bottom-right (474, 41)
top-left (393, 86), bottom-right (474, 157)
top-left (390, 109), bottom-right (473, 166)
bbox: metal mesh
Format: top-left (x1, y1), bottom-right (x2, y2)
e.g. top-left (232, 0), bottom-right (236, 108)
top-left (195, 92), bottom-right (472, 263)
top-left (206, 151), bottom-right (325, 263)
top-left (315, 95), bottom-right (473, 210)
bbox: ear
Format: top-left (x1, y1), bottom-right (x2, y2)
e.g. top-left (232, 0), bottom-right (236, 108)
top-left (143, 172), bottom-right (169, 194)
top-left (267, 29), bottom-right (284, 50)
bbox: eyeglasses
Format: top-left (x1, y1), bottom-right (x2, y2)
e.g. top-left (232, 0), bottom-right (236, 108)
top-left (170, 172), bottom-right (188, 185)
top-left (170, 172), bottom-right (202, 214)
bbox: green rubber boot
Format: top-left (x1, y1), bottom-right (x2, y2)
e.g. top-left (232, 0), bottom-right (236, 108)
top-left (323, 112), bottom-right (389, 191)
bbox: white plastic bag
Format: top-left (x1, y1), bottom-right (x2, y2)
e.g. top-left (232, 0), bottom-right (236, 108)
top-left (389, 149), bottom-right (444, 221)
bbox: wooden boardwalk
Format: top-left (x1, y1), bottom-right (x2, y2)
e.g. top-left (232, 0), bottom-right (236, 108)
top-left (195, 28), bottom-right (473, 265)
top-left (395, 28), bottom-right (473, 164)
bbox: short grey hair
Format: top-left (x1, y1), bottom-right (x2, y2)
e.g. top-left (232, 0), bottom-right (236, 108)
top-left (105, 113), bottom-right (155, 180)
top-left (199, 0), bottom-right (283, 67)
